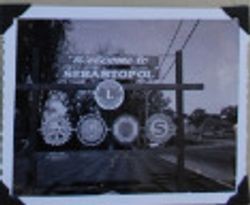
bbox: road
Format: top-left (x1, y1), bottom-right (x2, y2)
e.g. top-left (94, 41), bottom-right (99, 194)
top-left (14, 139), bottom-right (235, 195)
top-left (36, 149), bottom-right (177, 194)
top-left (160, 139), bottom-right (235, 186)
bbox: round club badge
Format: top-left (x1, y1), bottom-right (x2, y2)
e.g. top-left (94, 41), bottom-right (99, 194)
top-left (77, 114), bottom-right (107, 146)
top-left (112, 115), bottom-right (139, 144)
top-left (146, 113), bottom-right (176, 144)
top-left (40, 116), bottom-right (72, 146)
top-left (94, 79), bottom-right (125, 110)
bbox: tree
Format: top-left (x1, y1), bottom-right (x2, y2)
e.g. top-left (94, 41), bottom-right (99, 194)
top-left (17, 20), bottom-right (70, 83)
top-left (220, 105), bottom-right (237, 124)
top-left (15, 20), bottom-right (71, 151)
top-left (188, 108), bottom-right (207, 128)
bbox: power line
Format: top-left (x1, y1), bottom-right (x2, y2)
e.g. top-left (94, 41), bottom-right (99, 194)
top-left (181, 20), bottom-right (200, 50)
top-left (161, 60), bottom-right (175, 80)
top-left (161, 20), bottom-right (200, 80)
top-left (158, 20), bottom-right (183, 71)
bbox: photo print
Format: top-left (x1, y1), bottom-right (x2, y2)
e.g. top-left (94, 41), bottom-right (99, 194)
top-left (2, 6), bottom-right (249, 205)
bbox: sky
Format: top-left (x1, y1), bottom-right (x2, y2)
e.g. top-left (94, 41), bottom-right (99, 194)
top-left (63, 19), bottom-right (239, 114)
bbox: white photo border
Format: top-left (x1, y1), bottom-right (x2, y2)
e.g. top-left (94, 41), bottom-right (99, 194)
top-left (3, 6), bottom-right (249, 205)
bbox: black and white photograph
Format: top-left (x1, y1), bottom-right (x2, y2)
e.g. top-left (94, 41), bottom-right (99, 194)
top-left (2, 6), bottom-right (248, 205)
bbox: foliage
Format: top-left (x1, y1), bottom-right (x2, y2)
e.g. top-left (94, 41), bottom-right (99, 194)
top-left (220, 105), bottom-right (237, 124)
top-left (17, 20), bottom-right (70, 83)
top-left (188, 108), bottom-right (207, 128)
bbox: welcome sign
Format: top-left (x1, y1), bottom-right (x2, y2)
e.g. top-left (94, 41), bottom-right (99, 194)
top-left (62, 55), bottom-right (158, 80)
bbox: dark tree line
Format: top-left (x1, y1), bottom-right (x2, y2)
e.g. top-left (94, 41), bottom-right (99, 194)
top-left (188, 106), bottom-right (237, 128)
top-left (15, 20), bottom-right (70, 151)
top-left (17, 20), bottom-right (70, 83)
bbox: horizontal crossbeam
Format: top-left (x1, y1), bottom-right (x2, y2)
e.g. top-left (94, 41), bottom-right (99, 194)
top-left (17, 83), bottom-right (204, 91)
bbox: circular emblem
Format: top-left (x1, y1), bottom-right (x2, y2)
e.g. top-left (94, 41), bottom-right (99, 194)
top-left (146, 113), bottom-right (176, 144)
top-left (40, 116), bottom-right (72, 146)
top-left (112, 115), bottom-right (139, 144)
top-left (94, 79), bottom-right (125, 110)
top-left (77, 114), bottom-right (107, 146)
